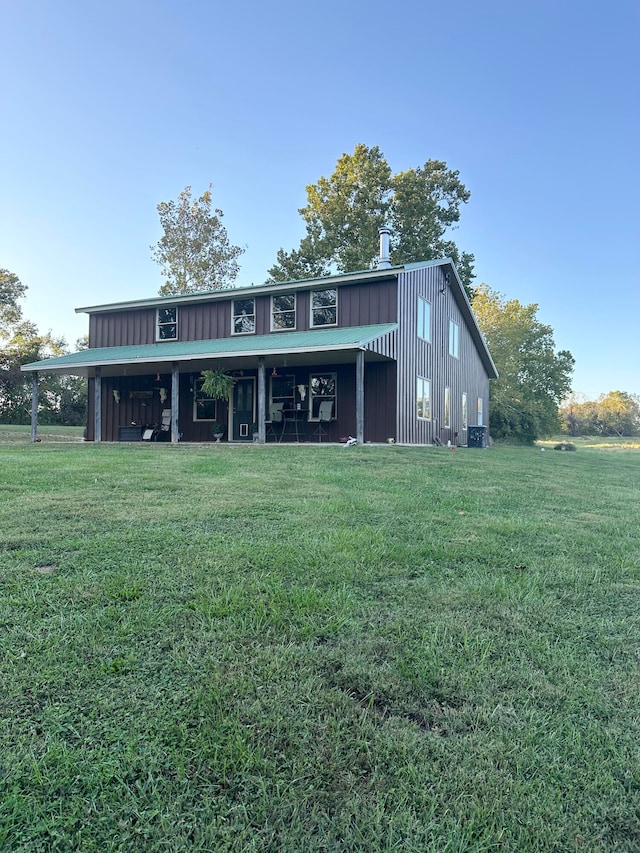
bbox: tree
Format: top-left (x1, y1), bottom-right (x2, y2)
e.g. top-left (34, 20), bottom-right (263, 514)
top-left (0, 268), bottom-right (27, 332)
top-left (0, 269), bottom-right (86, 425)
top-left (473, 285), bottom-right (574, 443)
top-left (151, 184), bottom-right (244, 295)
top-left (266, 144), bottom-right (476, 298)
top-left (560, 391), bottom-right (640, 436)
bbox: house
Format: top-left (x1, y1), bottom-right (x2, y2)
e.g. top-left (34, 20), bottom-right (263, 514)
top-left (22, 231), bottom-right (497, 445)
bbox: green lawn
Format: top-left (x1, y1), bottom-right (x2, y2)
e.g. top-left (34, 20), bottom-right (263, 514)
top-left (1, 440), bottom-right (639, 851)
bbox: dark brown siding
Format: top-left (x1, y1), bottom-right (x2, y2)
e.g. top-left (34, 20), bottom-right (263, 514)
top-left (88, 278), bottom-right (399, 348)
top-left (91, 309), bottom-right (156, 347)
top-left (337, 279), bottom-right (397, 327)
top-left (396, 267), bottom-right (491, 445)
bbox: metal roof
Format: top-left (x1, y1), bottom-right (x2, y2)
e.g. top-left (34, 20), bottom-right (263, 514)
top-left (75, 267), bottom-right (402, 315)
top-left (21, 323), bottom-right (399, 374)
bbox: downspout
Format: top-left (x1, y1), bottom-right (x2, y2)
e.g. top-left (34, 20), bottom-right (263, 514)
top-left (30, 372), bottom-right (38, 442)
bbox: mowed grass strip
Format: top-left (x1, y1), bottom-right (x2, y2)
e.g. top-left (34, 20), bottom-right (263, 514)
top-left (0, 441), bottom-right (639, 851)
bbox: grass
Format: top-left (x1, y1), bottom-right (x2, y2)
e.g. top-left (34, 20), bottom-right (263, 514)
top-left (1, 437), bottom-right (639, 851)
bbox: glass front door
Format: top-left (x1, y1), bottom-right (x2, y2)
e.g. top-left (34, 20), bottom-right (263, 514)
top-left (232, 378), bottom-right (255, 441)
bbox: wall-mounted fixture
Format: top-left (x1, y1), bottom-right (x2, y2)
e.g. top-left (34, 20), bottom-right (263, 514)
top-left (113, 389), bottom-right (120, 403)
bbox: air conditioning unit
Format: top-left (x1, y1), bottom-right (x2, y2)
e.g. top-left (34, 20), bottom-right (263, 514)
top-left (467, 425), bottom-right (488, 448)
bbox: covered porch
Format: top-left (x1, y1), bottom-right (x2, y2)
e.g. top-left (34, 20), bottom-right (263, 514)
top-left (21, 324), bottom-right (398, 445)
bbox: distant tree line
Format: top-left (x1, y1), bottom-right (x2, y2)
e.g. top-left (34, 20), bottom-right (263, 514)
top-left (0, 269), bottom-right (87, 425)
top-left (559, 392), bottom-right (640, 437)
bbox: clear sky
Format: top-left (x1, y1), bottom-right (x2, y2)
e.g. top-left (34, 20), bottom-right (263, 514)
top-left (1, 0), bottom-right (638, 399)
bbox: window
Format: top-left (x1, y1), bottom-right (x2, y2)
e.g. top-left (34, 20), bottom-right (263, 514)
top-left (193, 377), bottom-right (218, 421)
top-left (311, 289), bottom-right (337, 327)
top-left (157, 307), bottom-right (177, 341)
top-left (417, 296), bottom-right (431, 342)
top-left (417, 376), bottom-right (430, 419)
top-left (309, 372), bottom-right (336, 420)
top-left (270, 374), bottom-right (295, 408)
top-left (232, 298), bottom-right (255, 334)
top-left (444, 387), bottom-right (451, 428)
top-left (271, 294), bottom-right (296, 330)
top-left (449, 319), bottom-right (459, 358)
top-left (477, 397), bottom-right (484, 426)
top-left (462, 393), bottom-right (468, 430)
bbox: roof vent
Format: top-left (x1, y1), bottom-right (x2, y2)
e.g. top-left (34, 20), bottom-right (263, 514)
top-left (377, 226), bottom-right (391, 269)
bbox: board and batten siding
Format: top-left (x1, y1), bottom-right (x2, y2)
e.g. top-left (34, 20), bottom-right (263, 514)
top-left (88, 279), bottom-right (399, 348)
top-left (395, 267), bottom-right (491, 445)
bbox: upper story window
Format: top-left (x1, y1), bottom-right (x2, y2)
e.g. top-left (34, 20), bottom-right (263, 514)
top-left (271, 294), bottom-right (296, 331)
top-left (232, 298), bottom-right (255, 335)
top-left (311, 288), bottom-right (337, 327)
top-left (157, 307), bottom-right (177, 341)
top-left (417, 296), bottom-right (431, 342)
top-left (449, 319), bottom-right (460, 358)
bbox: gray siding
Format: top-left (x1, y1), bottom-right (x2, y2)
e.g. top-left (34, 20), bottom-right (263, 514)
top-left (396, 267), bottom-right (491, 445)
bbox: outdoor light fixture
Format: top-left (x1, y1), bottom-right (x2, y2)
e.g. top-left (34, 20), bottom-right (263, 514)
top-left (271, 367), bottom-right (279, 377)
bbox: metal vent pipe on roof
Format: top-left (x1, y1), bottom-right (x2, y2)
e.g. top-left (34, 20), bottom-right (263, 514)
top-left (377, 226), bottom-right (391, 269)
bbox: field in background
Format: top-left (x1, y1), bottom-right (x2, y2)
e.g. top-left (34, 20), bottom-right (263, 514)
top-left (1, 440), bottom-right (639, 851)
top-left (0, 425), bottom-right (84, 443)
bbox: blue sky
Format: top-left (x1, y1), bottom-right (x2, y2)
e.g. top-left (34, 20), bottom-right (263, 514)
top-left (1, 0), bottom-right (638, 399)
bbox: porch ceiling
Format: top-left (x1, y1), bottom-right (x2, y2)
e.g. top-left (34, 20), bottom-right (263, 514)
top-left (21, 323), bottom-right (398, 378)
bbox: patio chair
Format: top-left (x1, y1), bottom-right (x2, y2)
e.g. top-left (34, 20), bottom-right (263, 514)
top-left (266, 403), bottom-right (284, 441)
top-left (311, 400), bottom-right (333, 442)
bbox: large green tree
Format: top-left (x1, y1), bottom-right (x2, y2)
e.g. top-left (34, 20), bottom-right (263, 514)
top-left (151, 184), bottom-right (245, 295)
top-left (266, 144), bottom-right (475, 298)
top-left (473, 285), bottom-right (574, 443)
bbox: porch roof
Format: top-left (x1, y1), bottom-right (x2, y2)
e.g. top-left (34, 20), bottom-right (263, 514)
top-left (21, 323), bottom-right (398, 376)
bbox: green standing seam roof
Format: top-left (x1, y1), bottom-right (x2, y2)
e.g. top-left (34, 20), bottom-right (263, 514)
top-left (21, 323), bottom-right (399, 372)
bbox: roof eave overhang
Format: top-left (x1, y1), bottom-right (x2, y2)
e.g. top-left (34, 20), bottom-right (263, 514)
top-left (75, 268), bottom-right (401, 315)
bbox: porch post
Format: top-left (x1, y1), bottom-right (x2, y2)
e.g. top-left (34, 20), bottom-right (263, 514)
top-left (356, 349), bottom-right (365, 445)
top-left (94, 367), bottom-right (102, 442)
top-left (30, 372), bottom-right (39, 442)
top-left (171, 362), bottom-right (179, 442)
top-left (257, 357), bottom-right (266, 444)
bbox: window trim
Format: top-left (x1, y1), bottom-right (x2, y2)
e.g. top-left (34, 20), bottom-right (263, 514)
top-left (444, 387), bottom-right (451, 428)
top-left (449, 318), bottom-right (460, 358)
top-left (156, 307), bottom-right (178, 342)
top-left (271, 293), bottom-right (296, 332)
top-left (193, 377), bottom-right (219, 422)
top-left (477, 396), bottom-right (484, 427)
top-left (462, 392), bottom-right (468, 431)
top-left (417, 376), bottom-right (431, 420)
top-left (310, 288), bottom-right (338, 328)
top-left (231, 297), bottom-right (256, 336)
top-left (308, 371), bottom-right (337, 421)
top-left (417, 296), bottom-right (431, 343)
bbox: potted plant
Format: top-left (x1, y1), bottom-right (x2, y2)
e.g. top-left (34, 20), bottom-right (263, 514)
top-left (199, 368), bottom-right (235, 401)
top-left (199, 369), bottom-right (235, 443)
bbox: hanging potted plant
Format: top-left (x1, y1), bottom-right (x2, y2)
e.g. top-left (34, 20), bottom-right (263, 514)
top-left (199, 369), bottom-right (235, 443)
top-left (199, 368), bottom-right (236, 401)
